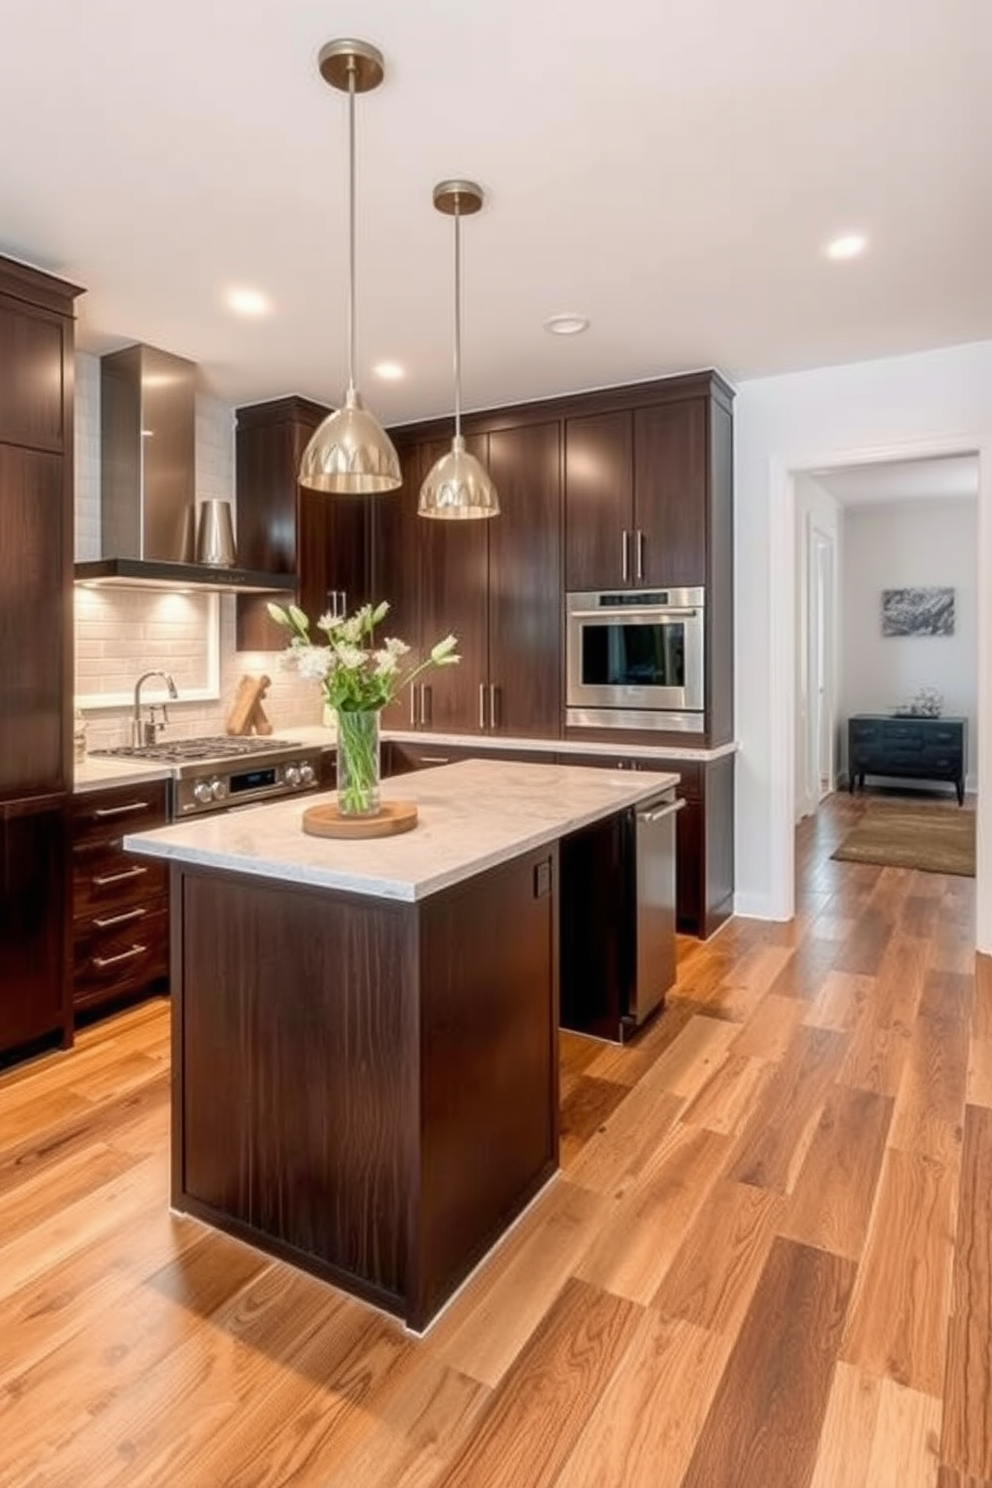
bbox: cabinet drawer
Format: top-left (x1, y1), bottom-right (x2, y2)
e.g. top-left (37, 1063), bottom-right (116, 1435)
top-left (849, 719), bottom-right (881, 743)
top-left (73, 851), bottom-right (168, 919)
top-left (73, 902), bottom-right (169, 1010)
top-left (73, 782), bottom-right (169, 847)
top-left (883, 721), bottom-right (924, 747)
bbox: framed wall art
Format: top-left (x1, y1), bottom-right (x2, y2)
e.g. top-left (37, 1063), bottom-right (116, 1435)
top-left (881, 586), bottom-right (955, 637)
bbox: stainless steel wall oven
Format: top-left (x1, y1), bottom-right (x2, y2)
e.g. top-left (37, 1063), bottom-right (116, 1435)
top-left (565, 587), bottom-right (705, 732)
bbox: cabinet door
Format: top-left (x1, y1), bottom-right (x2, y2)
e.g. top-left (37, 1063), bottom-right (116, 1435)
top-left (633, 399), bottom-right (707, 588)
top-left (564, 410), bottom-right (632, 590)
top-left (372, 440), bottom-right (424, 728)
top-left (0, 794), bottom-right (69, 1053)
top-left (0, 446), bottom-right (67, 793)
top-left (0, 298), bottom-right (69, 452)
top-left (417, 436), bottom-right (490, 733)
top-left (486, 421), bottom-right (561, 736)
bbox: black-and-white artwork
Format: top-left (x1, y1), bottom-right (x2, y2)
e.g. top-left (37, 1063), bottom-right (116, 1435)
top-left (881, 586), bottom-right (955, 637)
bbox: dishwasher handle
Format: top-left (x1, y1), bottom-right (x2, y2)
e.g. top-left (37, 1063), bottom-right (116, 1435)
top-left (636, 797), bottom-right (686, 825)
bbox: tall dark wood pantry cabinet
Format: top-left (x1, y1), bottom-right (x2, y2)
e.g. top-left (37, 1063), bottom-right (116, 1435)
top-left (0, 256), bottom-right (82, 1057)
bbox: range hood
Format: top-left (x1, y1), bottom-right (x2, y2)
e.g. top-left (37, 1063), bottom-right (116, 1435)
top-left (73, 343), bottom-right (297, 595)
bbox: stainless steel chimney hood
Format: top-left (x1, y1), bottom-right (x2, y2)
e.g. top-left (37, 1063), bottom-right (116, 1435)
top-left (73, 343), bottom-right (297, 596)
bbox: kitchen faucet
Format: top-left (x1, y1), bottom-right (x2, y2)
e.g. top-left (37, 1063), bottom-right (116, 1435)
top-left (132, 670), bottom-right (179, 748)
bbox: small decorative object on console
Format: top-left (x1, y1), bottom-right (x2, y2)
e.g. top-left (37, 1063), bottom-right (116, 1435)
top-left (894, 685), bottom-right (944, 718)
top-left (267, 600), bottom-right (459, 816)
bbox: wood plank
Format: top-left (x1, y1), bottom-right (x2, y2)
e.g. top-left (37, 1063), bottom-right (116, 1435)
top-left (635, 1012), bottom-right (741, 1101)
top-left (841, 1146), bottom-right (957, 1395)
top-left (565, 1085), bottom-right (685, 1198)
top-left (651, 1178), bottom-right (786, 1334)
top-left (552, 1313), bottom-right (733, 1488)
top-left (802, 969), bottom-right (874, 1033)
top-left (430, 1278), bottom-right (641, 1488)
top-left (966, 1038), bottom-right (992, 1108)
top-left (679, 1052), bottom-right (774, 1136)
top-left (941, 1103), bottom-right (992, 1480)
top-left (888, 972), bottom-right (970, 1164)
top-left (780, 1085), bottom-right (894, 1261)
top-left (861, 1378), bottom-right (943, 1488)
top-left (808, 1361), bottom-right (882, 1488)
top-left (727, 1025), bottom-right (848, 1193)
top-left (729, 991), bottom-right (805, 1062)
top-left (574, 1123), bottom-right (731, 1303)
top-left (679, 1238), bottom-right (856, 1488)
top-left (559, 1074), bottom-right (632, 1169)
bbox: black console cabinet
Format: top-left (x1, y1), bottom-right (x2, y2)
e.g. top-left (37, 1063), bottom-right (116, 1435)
top-left (847, 714), bottom-right (966, 805)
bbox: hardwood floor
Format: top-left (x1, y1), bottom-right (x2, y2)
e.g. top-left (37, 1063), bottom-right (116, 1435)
top-left (2, 789), bottom-right (989, 1487)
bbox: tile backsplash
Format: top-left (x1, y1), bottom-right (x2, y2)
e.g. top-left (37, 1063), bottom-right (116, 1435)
top-left (74, 351), bottom-right (321, 746)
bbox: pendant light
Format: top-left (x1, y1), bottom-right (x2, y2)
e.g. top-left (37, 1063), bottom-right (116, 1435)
top-left (419, 180), bottom-right (499, 519)
top-left (299, 39), bottom-right (401, 495)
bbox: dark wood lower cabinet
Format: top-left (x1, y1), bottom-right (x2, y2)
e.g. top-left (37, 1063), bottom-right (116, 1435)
top-left (0, 793), bottom-right (71, 1057)
top-left (171, 843), bottom-right (559, 1331)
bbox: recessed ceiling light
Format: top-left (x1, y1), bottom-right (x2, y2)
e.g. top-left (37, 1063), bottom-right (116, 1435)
top-left (225, 287), bottom-right (272, 317)
top-left (824, 233), bottom-right (867, 261)
top-left (373, 361), bottom-right (405, 380)
top-left (543, 313), bottom-right (590, 336)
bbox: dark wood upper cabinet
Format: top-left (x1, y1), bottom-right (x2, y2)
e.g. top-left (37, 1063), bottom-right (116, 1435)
top-left (563, 410), bottom-right (633, 592)
top-left (564, 376), bottom-right (729, 596)
top-left (486, 420), bottom-right (561, 737)
top-left (235, 396), bottom-right (371, 648)
top-left (632, 399), bottom-right (708, 589)
top-left (0, 446), bottom-right (68, 793)
top-left (374, 422), bottom-right (561, 738)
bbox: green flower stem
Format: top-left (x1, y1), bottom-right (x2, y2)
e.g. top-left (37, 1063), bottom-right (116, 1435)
top-left (335, 709), bottom-right (381, 817)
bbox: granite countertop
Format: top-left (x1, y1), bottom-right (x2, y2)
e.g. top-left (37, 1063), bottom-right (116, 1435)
top-left (124, 757), bottom-right (680, 903)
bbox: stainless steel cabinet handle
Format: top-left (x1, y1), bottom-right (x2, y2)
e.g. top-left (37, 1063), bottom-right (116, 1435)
top-left (418, 755), bottom-right (450, 765)
top-left (479, 682), bottom-right (487, 730)
top-left (621, 529), bottom-right (630, 582)
top-left (92, 800), bottom-right (151, 819)
top-left (420, 684), bottom-right (431, 727)
top-left (489, 684), bottom-right (498, 730)
top-left (636, 798), bottom-right (686, 824)
top-left (636, 530), bottom-right (646, 581)
top-left (93, 906), bottom-right (148, 930)
top-left (92, 943), bottom-right (147, 970)
top-left (92, 864), bottom-right (148, 888)
top-left (410, 684), bottom-right (418, 727)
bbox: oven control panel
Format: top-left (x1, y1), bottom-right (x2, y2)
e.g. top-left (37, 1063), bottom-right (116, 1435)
top-left (173, 751), bottom-right (322, 817)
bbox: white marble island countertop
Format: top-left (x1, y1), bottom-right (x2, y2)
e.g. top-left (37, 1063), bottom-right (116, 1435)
top-left (124, 757), bottom-right (680, 903)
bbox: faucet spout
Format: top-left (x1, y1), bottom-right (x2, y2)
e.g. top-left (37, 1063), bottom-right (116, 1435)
top-left (132, 670), bottom-right (179, 747)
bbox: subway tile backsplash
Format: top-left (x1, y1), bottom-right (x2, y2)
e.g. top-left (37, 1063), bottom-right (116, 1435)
top-left (74, 351), bottom-right (321, 746)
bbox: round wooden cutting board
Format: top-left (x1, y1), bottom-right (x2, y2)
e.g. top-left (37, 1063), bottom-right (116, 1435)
top-left (301, 800), bottom-right (419, 839)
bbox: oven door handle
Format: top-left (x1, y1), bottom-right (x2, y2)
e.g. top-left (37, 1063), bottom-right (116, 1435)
top-left (568, 607), bottom-right (700, 620)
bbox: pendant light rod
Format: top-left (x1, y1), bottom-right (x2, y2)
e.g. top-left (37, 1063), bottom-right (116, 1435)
top-left (418, 180), bottom-right (498, 520)
top-left (346, 61), bottom-right (357, 395)
top-left (301, 39), bottom-right (401, 495)
top-left (434, 180), bottom-right (482, 443)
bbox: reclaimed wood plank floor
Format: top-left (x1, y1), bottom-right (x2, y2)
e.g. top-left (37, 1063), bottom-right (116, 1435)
top-left (1, 788), bottom-right (989, 1487)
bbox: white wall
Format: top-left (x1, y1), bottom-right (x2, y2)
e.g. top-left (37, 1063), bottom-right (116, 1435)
top-left (734, 338), bottom-right (992, 953)
top-left (841, 499), bottom-right (978, 787)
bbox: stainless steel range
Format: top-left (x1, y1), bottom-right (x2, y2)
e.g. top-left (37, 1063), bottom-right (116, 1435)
top-left (89, 736), bottom-right (324, 818)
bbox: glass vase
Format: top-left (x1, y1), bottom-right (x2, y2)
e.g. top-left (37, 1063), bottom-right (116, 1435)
top-left (335, 708), bottom-right (382, 817)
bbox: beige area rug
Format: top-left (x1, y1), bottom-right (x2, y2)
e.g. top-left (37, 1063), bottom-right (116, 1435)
top-left (832, 802), bottom-right (975, 877)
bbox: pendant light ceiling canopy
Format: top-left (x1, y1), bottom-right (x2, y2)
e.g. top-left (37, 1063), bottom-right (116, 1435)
top-left (419, 180), bottom-right (499, 520)
top-left (299, 38), bottom-right (401, 496)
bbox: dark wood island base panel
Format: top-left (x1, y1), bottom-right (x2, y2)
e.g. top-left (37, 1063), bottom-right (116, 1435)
top-left (170, 844), bottom-right (559, 1332)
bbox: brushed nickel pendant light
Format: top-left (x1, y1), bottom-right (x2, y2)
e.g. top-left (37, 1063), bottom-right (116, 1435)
top-left (419, 180), bottom-right (499, 520)
top-left (299, 39), bottom-right (401, 495)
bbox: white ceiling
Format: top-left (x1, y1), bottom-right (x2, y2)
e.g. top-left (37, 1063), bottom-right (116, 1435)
top-left (812, 454), bottom-right (980, 507)
top-left (2, 0), bottom-right (990, 424)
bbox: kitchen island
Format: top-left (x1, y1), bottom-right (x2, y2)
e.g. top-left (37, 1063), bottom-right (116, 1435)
top-left (125, 757), bottom-right (678, 1330)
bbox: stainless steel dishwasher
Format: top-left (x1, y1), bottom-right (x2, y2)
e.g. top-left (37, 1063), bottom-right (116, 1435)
top-left (628, 788), bottom-right (685, 1032)
top-left (559, 785), bottom-right (684, 1043)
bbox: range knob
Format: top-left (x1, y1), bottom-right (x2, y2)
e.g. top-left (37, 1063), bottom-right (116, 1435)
top-left (298, 761), bottom-right (316, 786)
top-left (193, 779), bottom-right (214, 806)
top-left (210, 777), bottom-right (227, 801)
top-left (284, 764), bottom-right (302, 788)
